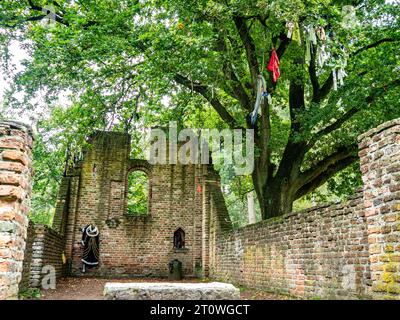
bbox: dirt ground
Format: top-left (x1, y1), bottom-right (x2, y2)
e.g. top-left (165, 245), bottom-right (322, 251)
top-left (39, 277), bottom-right (290, 300)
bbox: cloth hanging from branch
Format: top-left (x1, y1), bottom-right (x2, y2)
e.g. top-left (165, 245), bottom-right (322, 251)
top-left (305, 38), bottom-right (311, 65)
top-left (316, 26), bottom-right (326, 41)
top-left (286, 21), bottom-right (295, 38)
top-left (305, 26), bottom-right (317, 66)
top-left (292, 21), bottom-right (301, 45)
top-left (250, 75), bottom-right (267, 125)
top-left (317, 44), bottom-right (329, 68)
top-left (341, 5), bottom-right (357, 29)
top-left (262, 91), bottom-right (272, 105)
top-left (337, 68), bottom-right (347, 86)
top-left (267, 49), bottom-right (280, 83)
top-left (308, 26), bottom-right (317, 45)
top-left (332, 69), bottom-right (338, 91)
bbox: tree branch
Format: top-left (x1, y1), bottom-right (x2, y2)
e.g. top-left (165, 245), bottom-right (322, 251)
top-left (233, 16), bottom-right (259, 87)
top-left (351, 38), bottom-right (398, 58)
top-left (313, 73), bottom-right (333, 103)
top-left (308, 43), bottom-right (320, 99)
top-left (1, 1), bottom-right (97, 29)
top-left (308, 77), bottom-right (400, 151)
top-left (275, 33), bottom-right (291, 60)
top-left (295, 144), bottom-right (358, 199)
top-left (174, 74), bottom-right (240, 128)
top-left (288, 79), bottom-right (305, 136)
top-left (224, 63), bottom-right (252, 111)
top-left (301, 145), bottom-right (358, 185)
top-left (295, 153), bottom-right (358, 200)
top-left (306, 107), bottom-right (359, 152)
top-left (27, 0), bottom-right (42, 11)
top-left (217, 34), bottom-right (252, 111)
top-left (27, 0), bottom-right (69, 26)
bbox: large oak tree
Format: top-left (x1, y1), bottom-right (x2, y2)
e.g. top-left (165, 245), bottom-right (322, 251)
top-left (1, 0), bottom-right (399, 218)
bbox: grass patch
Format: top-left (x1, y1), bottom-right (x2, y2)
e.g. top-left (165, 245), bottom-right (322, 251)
top-left (19, 288), bottom-right (41, 300)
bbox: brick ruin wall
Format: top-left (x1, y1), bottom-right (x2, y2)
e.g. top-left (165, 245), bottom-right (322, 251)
top-left (210, 192), bottom-right (371, 299)
top-left (53, 132), bottom-right (231, 278)
top-left (20, 224), bottom-right (64, 289)
top-left (0, 121), bottom-right (33, 300)
top-left (19, 220), bottom-right (34, 291)
top-left (210, 119), bottom-right (400, 299)
top-left (358, 120), bottom-right (400, 298)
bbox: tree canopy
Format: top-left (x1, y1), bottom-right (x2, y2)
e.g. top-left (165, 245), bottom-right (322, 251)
top-left (0, 0), bottom-right (399, 219)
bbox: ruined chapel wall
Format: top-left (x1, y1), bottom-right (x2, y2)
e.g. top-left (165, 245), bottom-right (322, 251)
top-left (59, 132), bottom-right (212, 277)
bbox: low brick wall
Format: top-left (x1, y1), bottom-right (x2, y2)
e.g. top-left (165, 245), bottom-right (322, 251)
top-left (19, 221), bottom-right (34, 291)
top-left (21, 223), bottom-right (65, 288)
top-left (211, 192), bottom-right (372, 299)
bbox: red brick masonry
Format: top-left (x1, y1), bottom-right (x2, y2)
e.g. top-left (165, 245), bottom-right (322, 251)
top-left (0, 121), bottom-right (33, 299)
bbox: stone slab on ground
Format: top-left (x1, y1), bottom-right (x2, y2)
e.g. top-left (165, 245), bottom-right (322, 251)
top-left (103, 282), bottom-right (240, 300)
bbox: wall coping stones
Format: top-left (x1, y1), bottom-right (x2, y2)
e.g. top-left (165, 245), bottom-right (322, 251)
top-left (0, 120), bottom-right (34, 138)
top-left (227, 191), bottom-right (364, 234)
top-left (358, 118), bottom-right (400, 142)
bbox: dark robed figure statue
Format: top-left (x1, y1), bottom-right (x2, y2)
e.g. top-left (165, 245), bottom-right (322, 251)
top-left (81, 224), bottom-right (100, 273)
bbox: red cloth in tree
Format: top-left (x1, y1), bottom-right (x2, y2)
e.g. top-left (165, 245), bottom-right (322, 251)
top-left (267, 49), bottom-right (280, 83)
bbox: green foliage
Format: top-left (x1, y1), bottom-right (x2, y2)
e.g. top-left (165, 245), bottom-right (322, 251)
top-left (327, 162), bottom-right (362, 199)
top-left (29, 129), bottom-right (63, 226)
top-left (19, 288), bottom-right (41, 300)
top-left (0, 0), bottom-right (399, 220)
top-left (219, 166), bottom-right (262, 228)
top-left (127, 170), bottom-right (149, 215)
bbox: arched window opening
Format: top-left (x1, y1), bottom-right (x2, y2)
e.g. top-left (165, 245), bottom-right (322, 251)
top-left (127, 170), bottom-right (149, 216)
top-left (173, 228), bottom-right (185, 249)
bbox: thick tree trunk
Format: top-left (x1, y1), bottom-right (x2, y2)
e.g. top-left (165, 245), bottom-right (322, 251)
top-left (254, 175), bottom-right (296, 219)
top-left (252, 78), bottom-right (307, 219)
top-left (265, 180), bottom-right (296, 218)
top-left (252, 143), bottom-right (303, 219)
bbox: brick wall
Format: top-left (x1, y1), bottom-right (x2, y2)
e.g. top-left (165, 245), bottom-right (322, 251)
top-left (20, 222), bottom-right (65, 290)
top-left (19, 220), bottom-right (34, 291)
top-left (210, 192), bottom-right (371, 299)
top-left (26, 224), bottom-right (64, 288)
top-left (0, 121), bottom-right (33, 300)
top-left (54, 132), bottom-right (232, 278)
top-left (359, 119), bottom-right (400, 298)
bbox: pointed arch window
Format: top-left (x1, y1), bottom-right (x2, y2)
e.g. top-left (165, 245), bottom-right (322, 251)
top-left (173, 228), bottom-right (185, 249)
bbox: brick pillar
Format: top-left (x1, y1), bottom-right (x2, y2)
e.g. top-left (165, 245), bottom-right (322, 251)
top-left (201, 166), bottom-right (211, 278)
top-left (0, 121), bottom-right (33, 300)
top-left (359, 119), bottom-right (400, 299)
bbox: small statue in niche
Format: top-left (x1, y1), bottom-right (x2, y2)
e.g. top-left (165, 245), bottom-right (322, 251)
top-left (173, 228), bottom-right (185, 249)
top-left (81, 224), bottom-right (100, 273)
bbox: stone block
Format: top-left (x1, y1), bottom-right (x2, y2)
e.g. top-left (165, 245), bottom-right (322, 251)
top-left (1, 150), bottom-right (29, 166)
top-left (0, 186), bottom-right (23, 200)
top-left (103, 282), bottom-right (240, 300)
